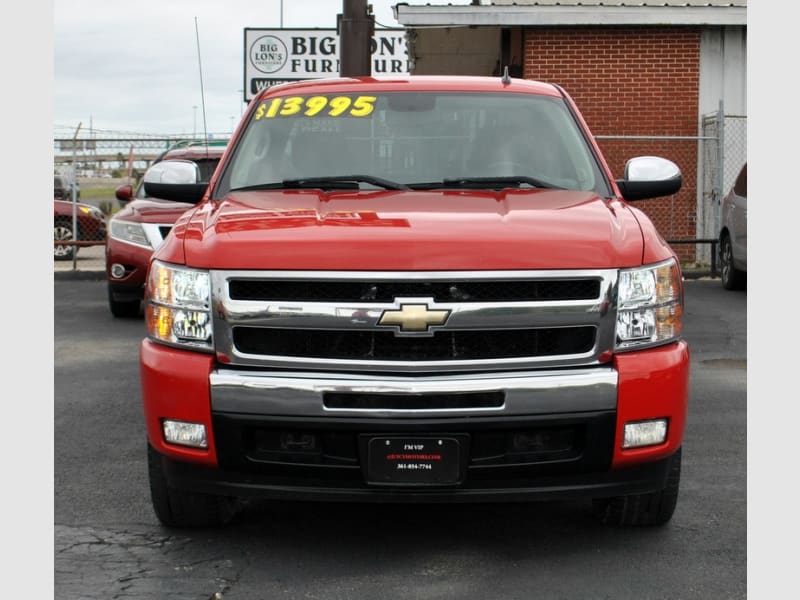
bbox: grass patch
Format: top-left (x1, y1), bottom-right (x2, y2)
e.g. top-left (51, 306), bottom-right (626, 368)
top-left (80, 186), bottom-right (118, 200)
top-left (98, 200), bottom-right (115, 216)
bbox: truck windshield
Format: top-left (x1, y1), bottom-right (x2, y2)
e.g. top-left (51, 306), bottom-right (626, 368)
top-left (215, 91), bottom-right (606, 196)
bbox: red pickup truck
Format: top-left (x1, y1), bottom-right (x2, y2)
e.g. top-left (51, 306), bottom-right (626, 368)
top-left (140, 75), bottom-right (689, 528)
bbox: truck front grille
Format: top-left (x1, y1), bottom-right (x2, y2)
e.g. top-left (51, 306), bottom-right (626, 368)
top-left (232, 326), bottom-right (595, 360)
top-left (211, 269), bottom-right (618, 373)
top-left (229, 278), bottom-right (600, 303)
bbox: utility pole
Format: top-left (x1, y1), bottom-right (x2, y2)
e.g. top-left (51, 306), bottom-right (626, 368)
top-left (338, 0), bottom-right (374, 77)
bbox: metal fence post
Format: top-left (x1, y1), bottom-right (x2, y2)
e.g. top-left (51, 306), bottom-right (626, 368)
top-left (713, 100), bottom-right (724, 268)
top-left (71, 122), bottom-right (82, 271)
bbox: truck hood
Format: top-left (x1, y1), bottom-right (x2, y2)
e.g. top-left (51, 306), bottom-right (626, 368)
top-left (115, 199), bottom-right (194, 225)
top-left (175, 188), bottom-right (646, 270)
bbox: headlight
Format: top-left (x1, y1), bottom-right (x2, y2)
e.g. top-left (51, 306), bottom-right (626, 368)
top-left (145, 260), bottom-right (213, 351)
top-left (110, 219), bottom-right (151, 248)
top-left (615, 258), bottom-right (683, 351)
top-left (82, 206), bottom-right (105, 220)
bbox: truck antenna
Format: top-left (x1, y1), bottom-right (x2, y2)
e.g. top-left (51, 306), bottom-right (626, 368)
top-left (194, 17), bottom-right (210, 156)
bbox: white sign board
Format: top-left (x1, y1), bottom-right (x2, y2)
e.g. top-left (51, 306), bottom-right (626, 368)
top-left (243, 28), bottom-right (409, 102)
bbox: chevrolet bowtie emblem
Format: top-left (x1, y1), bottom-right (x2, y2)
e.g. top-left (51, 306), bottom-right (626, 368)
top-left (378, 303), bottom-right (451, 333)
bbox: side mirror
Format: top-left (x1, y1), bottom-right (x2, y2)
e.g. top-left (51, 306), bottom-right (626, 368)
top-left (143, 160), bottom-right (208, 204)
top-left (616, 156), bottom-right (682, 201)
top-left (115, 184), bottom-right (133, 205)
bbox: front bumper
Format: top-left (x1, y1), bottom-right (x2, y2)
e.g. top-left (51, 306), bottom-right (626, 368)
top-left (141, 339), bottom-right (689, 501)
top-left (105, 238), bottom-right (152, 298)
top-left (154, 435), bottom-right (675, 503)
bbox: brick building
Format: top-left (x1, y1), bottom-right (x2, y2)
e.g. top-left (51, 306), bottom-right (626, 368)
top-left (393, 0), bottom-right (747, 266)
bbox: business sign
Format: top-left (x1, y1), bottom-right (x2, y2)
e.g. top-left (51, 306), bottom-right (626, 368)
top-left (243, 28), bottom-right (409, 102)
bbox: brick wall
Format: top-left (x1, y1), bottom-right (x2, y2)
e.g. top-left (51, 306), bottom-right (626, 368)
top-left (523, 27), bottom-right (701, 262)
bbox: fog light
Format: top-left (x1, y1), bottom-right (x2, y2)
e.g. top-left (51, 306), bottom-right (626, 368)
top-left (162, 420), bottom-right (207, 448)
top-left (111, 263), bottom-right (126, 279)
top-left (623, 419), bottom-right (667, 448)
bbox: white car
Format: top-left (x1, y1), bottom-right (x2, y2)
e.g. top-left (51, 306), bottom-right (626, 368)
top-left (719, 162), bottom-right (747, 290)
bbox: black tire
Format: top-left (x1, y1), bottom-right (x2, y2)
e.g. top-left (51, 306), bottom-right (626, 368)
top-left (107, 285), bottom-right (141, 318)
top-left (147, 443), bottom-right (240, 528)
top-left (54, 218), bottom-right (77, 261)
top-left (592, 447), bottom-right (682, 526)
top-left (719, 233), bottom-right (746, 290)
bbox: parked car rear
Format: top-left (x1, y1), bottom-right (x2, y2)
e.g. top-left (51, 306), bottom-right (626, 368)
top-left (105, 140), bottom-right (227, 317)
top-left (719, 162), bottom-right (747, 290)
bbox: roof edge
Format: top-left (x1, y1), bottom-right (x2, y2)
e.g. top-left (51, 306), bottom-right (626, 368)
top-left (394, 5), bottom-right (747, 27)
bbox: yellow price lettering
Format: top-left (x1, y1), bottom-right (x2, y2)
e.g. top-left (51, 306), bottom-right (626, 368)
top-left (304, 96), bottom-right (328, 116)
top-left (265, 98), bottom-right (281, 118)
top-left (254, 99), bottom-right (281, 120)
top-left (279, 96), bottom-right (304, 116)
top-left (255, 95), bottom-right (378, 119)
top-left (328, 96), bottom-right (353, 116)
top-left (350, 96), bottom-right (377, 117)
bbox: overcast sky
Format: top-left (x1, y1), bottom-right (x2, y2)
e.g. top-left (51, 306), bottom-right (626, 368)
top-left (53, 0), bottom-right (474, 138)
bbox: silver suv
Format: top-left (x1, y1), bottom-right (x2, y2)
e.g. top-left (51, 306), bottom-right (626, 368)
top-left (719, 162), bottom-right (747, 290)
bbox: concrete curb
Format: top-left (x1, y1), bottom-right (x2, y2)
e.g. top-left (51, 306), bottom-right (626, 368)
top-left (683, 269), bottom-right (718, 280)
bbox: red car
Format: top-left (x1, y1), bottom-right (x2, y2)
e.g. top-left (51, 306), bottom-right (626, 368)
top-left (105, 141), bottom-right (226, 317)
top-left (54, 197), bottom-right (107, 261)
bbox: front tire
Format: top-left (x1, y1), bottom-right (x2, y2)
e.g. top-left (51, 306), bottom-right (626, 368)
top-left (147, 443), bottom-right (240, 528)
top-left (107, 285), bottom-right (141, 318)
top-left (592, 447), bottom-right (682, 526)
top-left (54, 219), bottom-right (78, 261)
top-left (719, 233), bottom-right (746, 290)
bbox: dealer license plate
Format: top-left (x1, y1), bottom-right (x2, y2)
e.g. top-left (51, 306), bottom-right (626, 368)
top-left (366, 436), bottom-right (463, 486)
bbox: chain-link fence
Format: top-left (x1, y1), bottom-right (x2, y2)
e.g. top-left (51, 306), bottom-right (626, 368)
top-left (53, 176), bottom-right (108, 265)
top-left (699, 105), bottom-right (747, 266)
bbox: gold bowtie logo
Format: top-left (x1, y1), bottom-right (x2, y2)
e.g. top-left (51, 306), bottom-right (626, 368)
top-left (378, 303), bottom-right (450, 333)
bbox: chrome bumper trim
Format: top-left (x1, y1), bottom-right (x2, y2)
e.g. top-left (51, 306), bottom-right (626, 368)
top-left (210, 367), bottom-right (618, 418)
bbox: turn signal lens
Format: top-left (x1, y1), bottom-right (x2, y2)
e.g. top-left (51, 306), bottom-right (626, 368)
top-left (145, 261), bottom-right (212, 351)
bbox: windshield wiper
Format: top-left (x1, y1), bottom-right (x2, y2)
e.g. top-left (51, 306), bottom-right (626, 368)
top-left (409, 176), bottom-right (562, 190)
top-left (230, 175), bottom-right (409, 192)
top-left (286, 175), bottom-right (410, 190)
